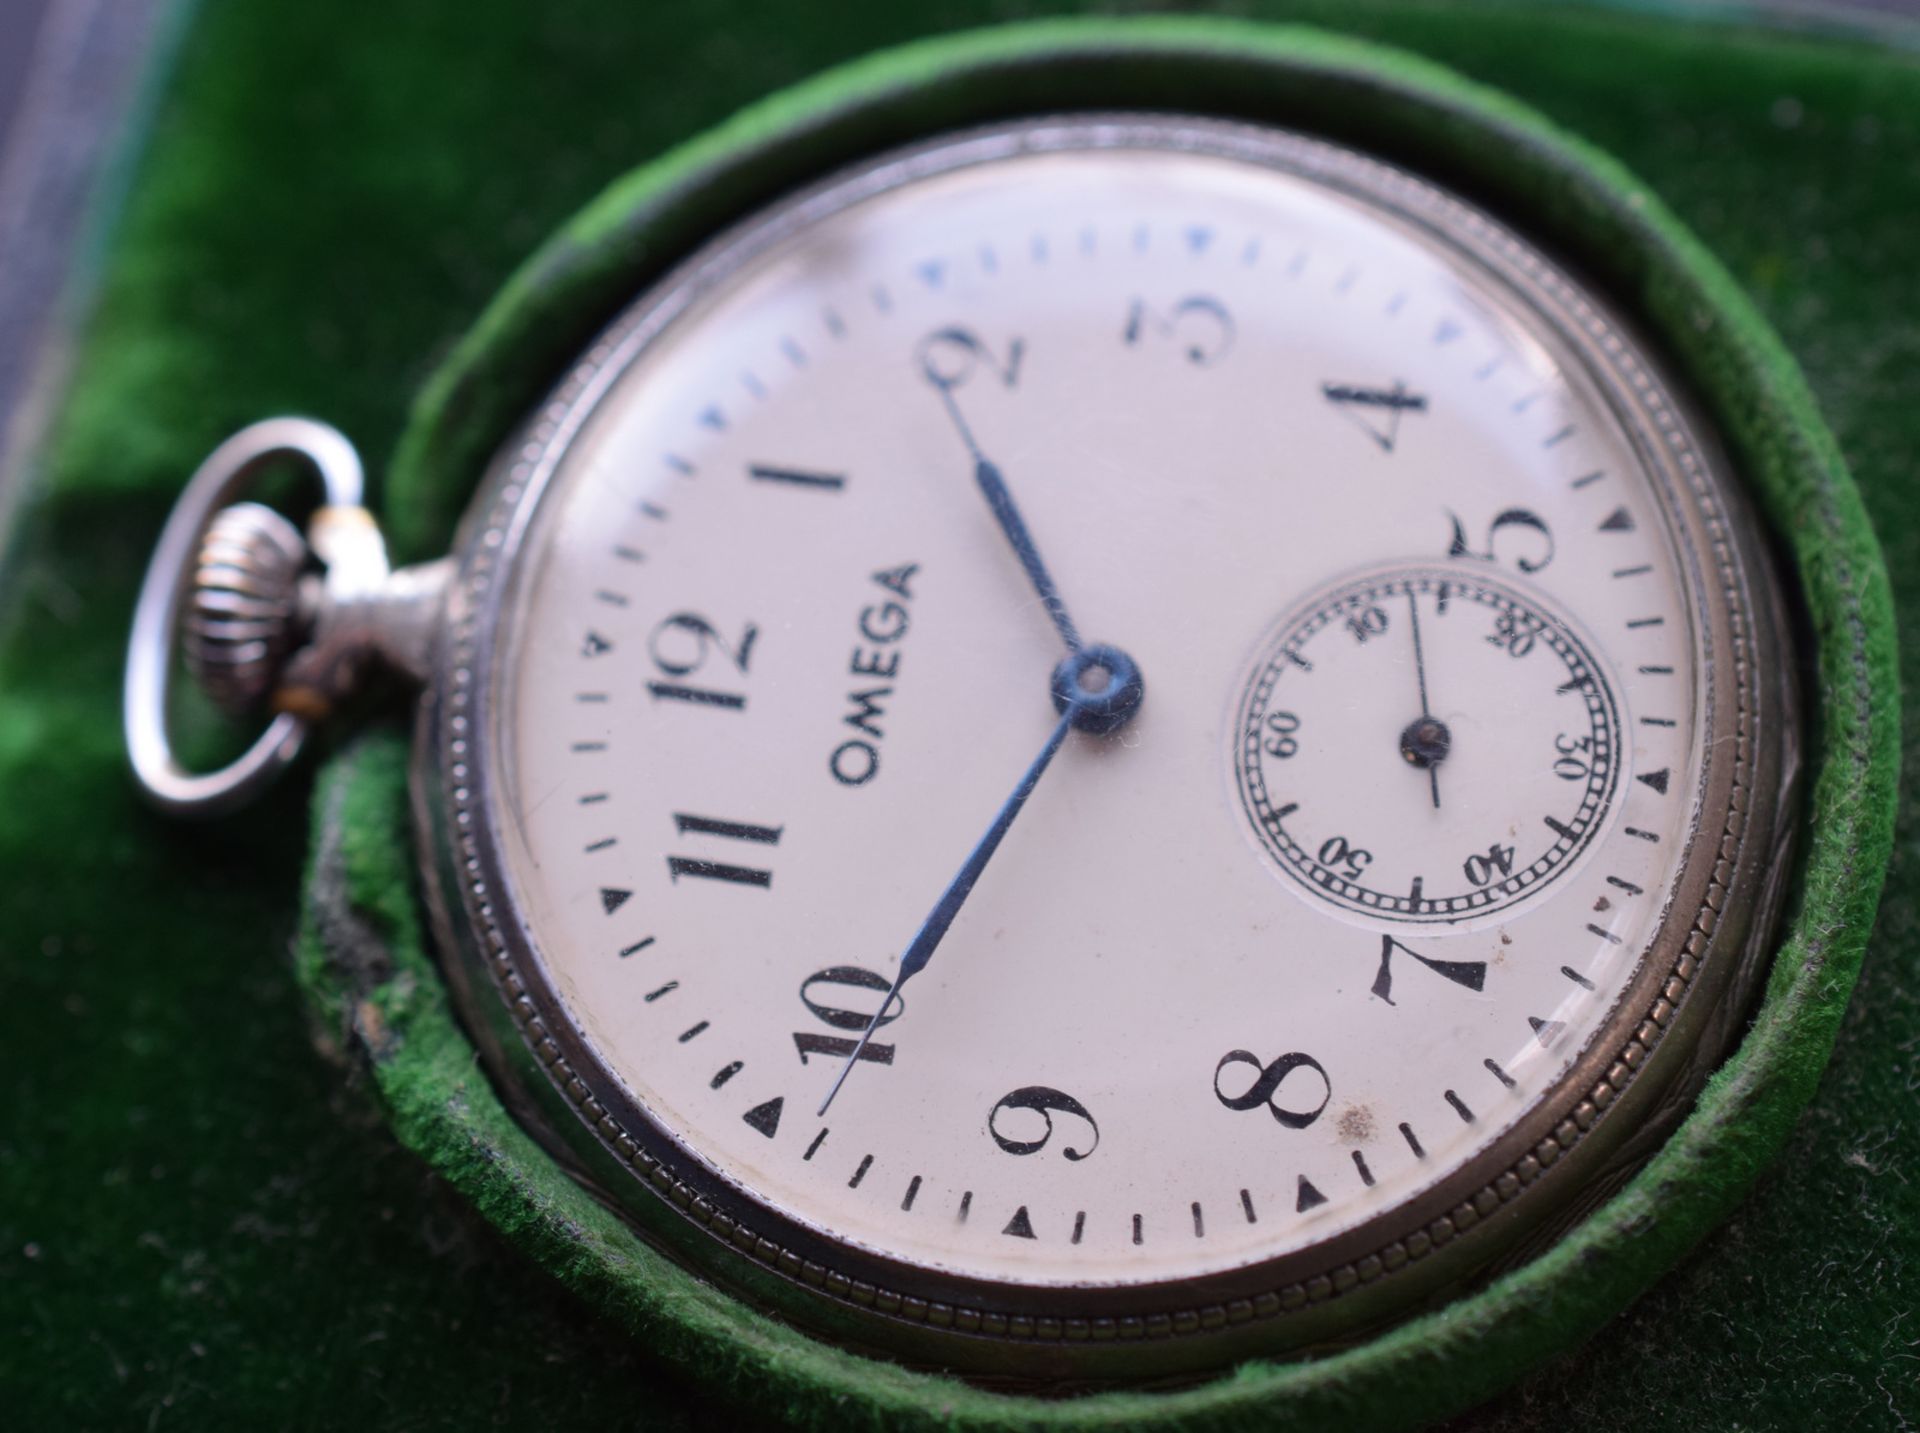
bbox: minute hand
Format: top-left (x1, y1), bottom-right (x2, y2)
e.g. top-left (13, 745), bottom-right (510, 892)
top-left (816, 705), bottom-right (1075, 1116)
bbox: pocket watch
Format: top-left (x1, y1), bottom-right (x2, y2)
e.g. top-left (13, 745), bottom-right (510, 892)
top-left (125, 111), bottom-right (1800, 1381)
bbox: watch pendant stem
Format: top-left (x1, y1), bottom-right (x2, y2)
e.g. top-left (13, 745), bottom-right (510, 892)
top-left (124, 417), bottom-right (448, 818)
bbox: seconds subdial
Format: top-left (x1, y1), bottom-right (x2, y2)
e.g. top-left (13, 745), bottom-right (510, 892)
top-left (1235, 566), bottom-right (1623, 926)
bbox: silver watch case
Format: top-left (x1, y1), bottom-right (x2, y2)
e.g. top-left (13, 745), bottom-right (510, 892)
top-left (410, 114), bottom-right (1799, 1382)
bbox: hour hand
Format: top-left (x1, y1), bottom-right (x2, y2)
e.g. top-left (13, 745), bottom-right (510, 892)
top-left (972, 456), bottom-right (1082, 652)
top-left (917, 327), bottom-right (1083, 653)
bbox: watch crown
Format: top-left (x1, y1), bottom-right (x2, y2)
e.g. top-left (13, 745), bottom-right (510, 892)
top-left (183, 501), bottom-right (310, 714)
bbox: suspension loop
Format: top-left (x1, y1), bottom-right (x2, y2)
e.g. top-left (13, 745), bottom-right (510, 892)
top-left (123, 418), bottom-right (364, 818)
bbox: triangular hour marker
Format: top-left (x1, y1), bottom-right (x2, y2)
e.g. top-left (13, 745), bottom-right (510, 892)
top-left (1433, 317), bottom-right (1463, 345)
top-left (600, 887), bottom-right (632, 914)
top-left (1002, 1205), bottom-right (1037, 1239)
top-left (741, 1097), bottom-right (783, 1138)
top-left (1599, 507), bottom-right (1635, 532)
top-left (1638, 768), bottom-right (1671, 794)
top-left (1185, 225), bottom-right (1214, 253)
top-left (1529, 1017), bottom-right (1566, 1047)
top-left (917, 260), bottom-right (945, 289)
top-left (1296, 1176), bottom-right (1328, 1213)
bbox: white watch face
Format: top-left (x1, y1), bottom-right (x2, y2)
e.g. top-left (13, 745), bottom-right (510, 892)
top-left (489, 121), bottom-right (1705, 1291)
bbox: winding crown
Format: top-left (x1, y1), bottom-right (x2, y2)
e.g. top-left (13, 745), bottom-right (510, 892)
top-left (182, 501), bottom-right (309, 714)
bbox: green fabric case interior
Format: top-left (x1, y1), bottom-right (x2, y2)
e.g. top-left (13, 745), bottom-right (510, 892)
top-left (300, 17), bottom-right (1898, 1429)
top-left (3, 3), bottom-right (1914, 1428)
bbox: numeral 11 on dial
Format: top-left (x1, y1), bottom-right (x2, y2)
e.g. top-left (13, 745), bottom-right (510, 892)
top-left (666, 813), bottom-right (782, 888)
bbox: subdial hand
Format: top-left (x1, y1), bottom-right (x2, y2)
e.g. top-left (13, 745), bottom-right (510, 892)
top-left (817, 645), bottom-right (1144, 1116)
top-left (919, 329), bottom-right (1083, 653)
top-left (1398, 588), bottom-right (1451, 809)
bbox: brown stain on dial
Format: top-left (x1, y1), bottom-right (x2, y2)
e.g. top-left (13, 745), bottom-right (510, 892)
top-left (1337, 1104), bottom-right (1377, 1144)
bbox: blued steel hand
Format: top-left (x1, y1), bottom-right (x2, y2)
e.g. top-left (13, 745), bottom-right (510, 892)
top-left (920, 333), bottom-right (1083, 652)
top-left (817, 647), bottom-right (1143, 1116)
top-left (1399, 589), bottom-right (1450, 809)
top-left (970, 448), bottom-right (1083, 652)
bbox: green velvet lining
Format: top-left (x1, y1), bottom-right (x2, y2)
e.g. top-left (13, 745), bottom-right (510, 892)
top-left (300, 18), bottom-right (1897, 1429)
top-left (6, 1), bottom-right (1914, 1427)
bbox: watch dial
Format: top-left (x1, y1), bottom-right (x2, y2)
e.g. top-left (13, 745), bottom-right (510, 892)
top-left (491, 122), bottom-right (1707, 1291)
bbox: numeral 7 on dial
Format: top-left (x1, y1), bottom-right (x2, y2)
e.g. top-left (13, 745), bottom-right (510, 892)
top-left (1372, 934), bottom-right (1487, 1005)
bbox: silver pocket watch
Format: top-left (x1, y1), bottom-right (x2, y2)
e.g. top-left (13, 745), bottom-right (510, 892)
top-left (126, 115), bottom-right (1797, 1380)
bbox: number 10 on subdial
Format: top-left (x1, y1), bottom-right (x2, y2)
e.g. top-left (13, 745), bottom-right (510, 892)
top-left (1234, 567), bottom-right (1623, 929)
